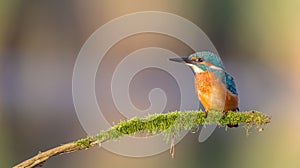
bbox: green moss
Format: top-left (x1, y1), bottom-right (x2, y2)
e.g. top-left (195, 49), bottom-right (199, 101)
top-left (13, 110), bottom-right (271, 168)
top-left (76, 137), bottom-right (91, 148)
top-left (89, 110), bottom-right (270, 144)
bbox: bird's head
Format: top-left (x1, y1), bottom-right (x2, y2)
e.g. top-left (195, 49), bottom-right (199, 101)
top-left (169, 51), bottom-right (224, 73)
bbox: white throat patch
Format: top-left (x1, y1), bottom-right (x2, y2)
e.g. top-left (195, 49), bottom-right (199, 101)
top-left (186, 63), bottom-right (203, 73)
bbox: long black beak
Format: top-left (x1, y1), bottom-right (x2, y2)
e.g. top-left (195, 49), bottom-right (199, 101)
top-left (169, 57), bottom-right (192, 64)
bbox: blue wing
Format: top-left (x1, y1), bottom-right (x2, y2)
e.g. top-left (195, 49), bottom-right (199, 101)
top-left (208, 68), bottom-right (238, 95)
top-left (223, 72), bottom-right (238, 95)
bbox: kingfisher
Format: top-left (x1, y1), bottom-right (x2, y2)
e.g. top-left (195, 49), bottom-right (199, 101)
top-left (169, 51), bottom-right (239, 119)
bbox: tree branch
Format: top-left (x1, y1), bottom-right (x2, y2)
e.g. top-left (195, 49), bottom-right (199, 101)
top-left (13, 110), bottom-right (270, 168)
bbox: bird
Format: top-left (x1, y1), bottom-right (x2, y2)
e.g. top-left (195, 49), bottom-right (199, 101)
top-left (169, 51), bottom-right (239, 123)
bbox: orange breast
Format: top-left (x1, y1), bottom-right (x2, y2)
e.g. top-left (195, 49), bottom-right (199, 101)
top-left (195, 72), bottom-right (238, 111)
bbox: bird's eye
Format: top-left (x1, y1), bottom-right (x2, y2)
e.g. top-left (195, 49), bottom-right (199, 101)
top-left (190, 57), bottom-right (203, 62)
top-left (194, 58), bottom-right (203, 62)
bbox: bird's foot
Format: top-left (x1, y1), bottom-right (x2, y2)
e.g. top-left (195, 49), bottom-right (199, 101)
top-left (222, 110), bottom-right (228, 117)
top-left (203, 111), bottom-right (207, 118)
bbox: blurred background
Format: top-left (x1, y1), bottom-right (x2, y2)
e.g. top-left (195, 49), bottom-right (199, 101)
top-left (1, 0), bottom-right (300, 167)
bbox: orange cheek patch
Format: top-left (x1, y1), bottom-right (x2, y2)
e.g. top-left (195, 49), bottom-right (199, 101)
top-left (190, 57), bottom-right (197, 61)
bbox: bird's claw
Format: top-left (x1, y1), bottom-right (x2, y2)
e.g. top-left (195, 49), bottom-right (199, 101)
top-left (203, 111), bottom-right (207, 118)
top-left (222, 110), bottom-right (229, 118)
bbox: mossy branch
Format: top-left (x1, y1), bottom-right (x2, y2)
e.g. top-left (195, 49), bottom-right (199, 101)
top-left (13, 110), bottom-right (270, 168)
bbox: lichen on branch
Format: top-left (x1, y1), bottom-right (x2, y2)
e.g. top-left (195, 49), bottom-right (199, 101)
top-left (13, 110), bottom-right (271, 168)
